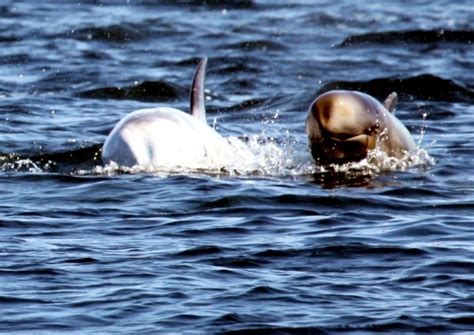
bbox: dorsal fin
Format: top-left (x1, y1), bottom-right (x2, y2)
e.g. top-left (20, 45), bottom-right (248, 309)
top-left (190, 57), bottom-right (208, 124)
top-left (384, 91), bottom-right (398, 114)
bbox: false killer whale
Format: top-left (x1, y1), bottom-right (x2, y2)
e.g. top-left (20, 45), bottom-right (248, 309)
top-left (306, 90), bottom-right (416, 164)
top-left (102, 57), bottom-right (230, 169)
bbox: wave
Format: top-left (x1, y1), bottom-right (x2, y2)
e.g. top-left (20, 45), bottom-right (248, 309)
top-left (212, 61), bottom-right (261, 75)
top-left (0, 34), bottom-right (20, 43)
top-left (0, 53), bottom-right (34, 65)
top-left (219, 321), bottom-right (455, 334)
top-left (63, 0), bottom-right (256, 8)
top-left (221, 98), bottom-right (269, 113)
top-left (340, 29), bottom-right (474, 46)
top-left (77, 81), bottom-right (188, 102)
top-left (224, 40), bottom-right (286, 52)
top-left (0, 5), bottom-right (20, 18)
top-left (146, 0), bottom-right (256, 8)
top-left (179, 243), bottom-right (427, 266)
top-left (0, 144), bottom-right (102, 174)
top-left (318, 74), bottom-right (474, 103)
top-left (62, 23), bottom-right (152, 43)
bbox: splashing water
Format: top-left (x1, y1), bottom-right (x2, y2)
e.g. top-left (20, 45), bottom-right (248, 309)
top-left (320, 122), bottom-right (435, 177)
top-left (84, 129), bottom-right (433, 178)
top-left (0, 157), bottom-right (44, 173)
top-left (85, 134), bottom-right (312, 177)
top-left (1, 112), bottom-right (433, 178)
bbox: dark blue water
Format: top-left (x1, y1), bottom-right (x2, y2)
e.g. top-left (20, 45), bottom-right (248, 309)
top-left (1, 1), bottom-right (473, 333)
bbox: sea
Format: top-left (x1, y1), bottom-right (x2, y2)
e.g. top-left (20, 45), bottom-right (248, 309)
top-left (1, 1), bottom-right (473, 334)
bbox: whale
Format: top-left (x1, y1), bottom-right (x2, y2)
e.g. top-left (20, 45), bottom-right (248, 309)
top-left (102, 57), bottom-right (230, 169)
top-left (306, 90), bottom-right (416, 164)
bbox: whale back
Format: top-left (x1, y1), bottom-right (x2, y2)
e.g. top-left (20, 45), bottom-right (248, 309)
top-left (190, 57), bottom-right (208, 124)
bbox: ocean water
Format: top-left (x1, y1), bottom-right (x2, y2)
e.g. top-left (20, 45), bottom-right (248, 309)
top-left (1, 1), bottom-right (473, 333)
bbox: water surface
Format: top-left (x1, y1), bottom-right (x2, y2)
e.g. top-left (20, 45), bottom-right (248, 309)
top-left (1, 1), bottom-right (473, 333)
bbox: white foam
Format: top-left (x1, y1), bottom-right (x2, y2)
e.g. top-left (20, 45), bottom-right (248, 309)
top-left (0, 158), bottom-right (44, 173)
top-left (85, 130), bottom-right (433, 178)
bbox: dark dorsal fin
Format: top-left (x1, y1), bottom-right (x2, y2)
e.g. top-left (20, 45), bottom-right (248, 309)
top-left (384, 91), bottom-right (398, 114)
top-left (190, 57), bottom-right (208, 124)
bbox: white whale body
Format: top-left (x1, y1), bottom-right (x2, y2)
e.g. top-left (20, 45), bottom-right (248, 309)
top-left (102, 57), bottom-right (230, 169)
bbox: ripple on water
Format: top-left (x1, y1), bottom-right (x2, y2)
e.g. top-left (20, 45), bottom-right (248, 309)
top-left (0, 1), bottom-right (472, 334)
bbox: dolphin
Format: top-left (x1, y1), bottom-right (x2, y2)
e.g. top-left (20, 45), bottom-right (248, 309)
top-left (306, 90), bottom-right (416, 164)
top-left (102, 57), bottom-right (230, 169)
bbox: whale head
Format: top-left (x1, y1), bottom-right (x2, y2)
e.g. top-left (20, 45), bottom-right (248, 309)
top-left (306, 90), bottom-right (397, 164)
